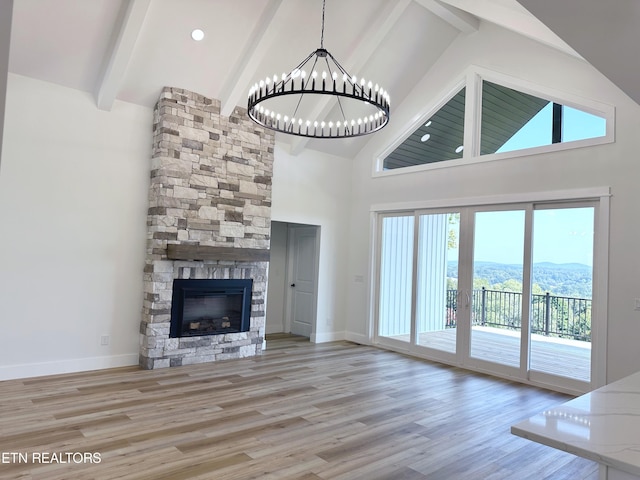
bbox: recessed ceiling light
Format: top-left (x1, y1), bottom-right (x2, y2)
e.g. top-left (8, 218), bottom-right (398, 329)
top-left (191, 29), bottom-right (205, 41)
top-left (455, 145), bottom-right (464, 153)
top-left (424, 121), bottom-right (432, 127)
top-left (421, 133), bottom-right (431, 142)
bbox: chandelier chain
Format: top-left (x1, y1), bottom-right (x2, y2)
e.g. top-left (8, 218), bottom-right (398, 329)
top-left (320, 0), bottom-right (326, 49)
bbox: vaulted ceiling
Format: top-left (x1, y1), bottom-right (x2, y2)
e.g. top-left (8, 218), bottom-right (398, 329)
top-left (6, 0), bottom-right (637, 159)
top-left (517, 0), bottom-right (640, 107)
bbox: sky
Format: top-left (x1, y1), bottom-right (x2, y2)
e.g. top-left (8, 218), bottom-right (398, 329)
top-left (496, 102), bottom-right (606, 154)
top-left (471, 208), bottom-right (594, 266)
top-left (432, 100), bottom-right (601, 267)
top-left (465, 100), bottom-right (601, 266)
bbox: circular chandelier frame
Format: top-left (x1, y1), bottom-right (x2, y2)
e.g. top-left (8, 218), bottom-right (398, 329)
top-left (247, 2), bottom-right (390, 139)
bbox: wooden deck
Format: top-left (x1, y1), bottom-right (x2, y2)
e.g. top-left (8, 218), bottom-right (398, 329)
top-left (383, 327), bottom-right (591, 382)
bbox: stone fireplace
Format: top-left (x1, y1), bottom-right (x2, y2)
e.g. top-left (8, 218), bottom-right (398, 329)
top-left (140, 87), bottom-right (274, 369)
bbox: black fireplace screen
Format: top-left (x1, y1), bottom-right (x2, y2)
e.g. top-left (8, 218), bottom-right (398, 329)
top-left (170, 279), bottom-right (252, 338)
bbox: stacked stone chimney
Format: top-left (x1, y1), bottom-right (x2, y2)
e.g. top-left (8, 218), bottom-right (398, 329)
top-left (140, 87), bottom-right (274, 369)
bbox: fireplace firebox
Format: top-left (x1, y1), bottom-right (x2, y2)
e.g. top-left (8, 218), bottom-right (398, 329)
top-left (170, 279), bottom-right (252, 338)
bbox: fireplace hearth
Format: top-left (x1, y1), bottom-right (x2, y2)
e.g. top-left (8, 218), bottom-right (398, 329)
top-left (170, 279), bottom-right (252, 338)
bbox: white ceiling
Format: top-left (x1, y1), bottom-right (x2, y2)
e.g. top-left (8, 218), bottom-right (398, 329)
top-left (517, 0), bottom-right (640, 106)
top-left (8, 0), bottom-right (632, 159)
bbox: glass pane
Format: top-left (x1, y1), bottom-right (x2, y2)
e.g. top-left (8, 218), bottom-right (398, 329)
top-left (383, 88), bottom-right (465, 170)
top-left (470, 210), bottom-right (525, 367)
top-left (416, 213), bottom-right (459, 353)
top-left (530, 207), bottom-right (593, 382)
top-left (562, 106), bottom-right (606, 142)
top-left (378, 215), bottom-right (414, 342)
top-left (482, 81), bottom-right (550, 155)
top-left (481, 81), bottom-right (607, 155)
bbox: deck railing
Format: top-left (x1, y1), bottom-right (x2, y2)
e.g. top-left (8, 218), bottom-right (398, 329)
top-left (446, 288), bottom-right (591, 342)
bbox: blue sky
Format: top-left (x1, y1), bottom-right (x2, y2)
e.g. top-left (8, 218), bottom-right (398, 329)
top-left (496, 102), bottom-right (606, 153)
top-left (448, 207), bottom-right (595, 266)
top-left (467, 102), bottom-right (600, 266)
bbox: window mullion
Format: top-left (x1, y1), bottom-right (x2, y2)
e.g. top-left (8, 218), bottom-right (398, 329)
top-left (520, 205), bottom-right (534, 378)
top-left (464, 71), bottom-right (481, 159)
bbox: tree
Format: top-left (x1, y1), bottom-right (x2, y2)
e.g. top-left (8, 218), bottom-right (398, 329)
top-left (447, 213), bottom-right (460, 249)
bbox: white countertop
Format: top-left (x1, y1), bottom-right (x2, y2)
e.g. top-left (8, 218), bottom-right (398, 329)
top-left (512, 371), bottom-right (640, 477)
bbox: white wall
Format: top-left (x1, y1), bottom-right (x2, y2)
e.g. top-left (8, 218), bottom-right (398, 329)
top-left (345, 22), bottom-right (640, 382)
top-left (0, 74), bottom-right (152, 379)
top-left (265, 221), bottom-right (287, 334)
top-left (270, 144), bottom-right (351, 342)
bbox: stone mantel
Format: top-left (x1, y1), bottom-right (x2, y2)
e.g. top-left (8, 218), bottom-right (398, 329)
top-left (166, 244), bottom-right (270, 262)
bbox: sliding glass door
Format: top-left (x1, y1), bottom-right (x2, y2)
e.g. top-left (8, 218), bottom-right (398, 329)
top-left (529, 205), bottom-right (594, 384)
top-left (469, 209), bottom-right (526, 370)
top-left (375, 201), bottom-right (597, 392)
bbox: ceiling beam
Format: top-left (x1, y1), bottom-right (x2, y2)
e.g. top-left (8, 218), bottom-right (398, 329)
top-left (0, 0), bottom-right (13, 170)
top-left (414, 0), bottom-right (478, 34)
top-left (289, 0), bottom-right (412, 156)
top-left (219, 0), bottom-right (288, 118)
top-left (95, 0), bottom-right (151, 111)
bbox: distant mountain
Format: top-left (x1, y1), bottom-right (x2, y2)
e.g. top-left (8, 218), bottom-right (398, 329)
top-left (447, 261), bottom-right (592, 298)
top-left (532, 262), bottom-right (592, 271)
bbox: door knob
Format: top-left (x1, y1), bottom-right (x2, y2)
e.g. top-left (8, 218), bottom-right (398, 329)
top-left (290, 283), bottom-right (296, 287)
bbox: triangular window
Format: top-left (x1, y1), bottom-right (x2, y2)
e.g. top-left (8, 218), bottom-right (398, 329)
top-left (383, 87), bottom-right (465, 170)
top-left (481, 80), bottom-right (607, 156)
top-left (378, 69), bottom-right (612, 174)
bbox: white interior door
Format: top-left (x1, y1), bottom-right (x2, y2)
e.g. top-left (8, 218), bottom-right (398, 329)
top-left (287, 226), bottom-right (319, 338)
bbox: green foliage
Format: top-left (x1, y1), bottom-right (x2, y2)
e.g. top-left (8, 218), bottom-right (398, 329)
top-left (473, 277), bottom-right (490, 289)
top-left (448, 261), bottom-right (592, 298)
top-left (446, 261), bottom-right (592, 340)
top-left (447, 213), bottom-right (460, 250)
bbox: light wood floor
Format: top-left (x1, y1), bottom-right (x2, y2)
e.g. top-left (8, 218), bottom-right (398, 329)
top-left (0, 335), bottom-right (598, 480)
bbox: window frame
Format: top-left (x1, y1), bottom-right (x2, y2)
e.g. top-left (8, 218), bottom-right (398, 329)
top-left (373, 66), bottom-right (615, 177)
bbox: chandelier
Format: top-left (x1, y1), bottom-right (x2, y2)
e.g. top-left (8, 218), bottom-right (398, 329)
top-left (247, 0), bottom-right (390, 139)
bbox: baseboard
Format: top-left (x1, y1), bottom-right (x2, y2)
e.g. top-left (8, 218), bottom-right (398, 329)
top-left (310, 331), bottom-right (345, 343)
top-left (0, 353), bottom-right (139, 381)
top-left (344, 332), bottom-right (371, 345)
top-left (309, 331), bottom-right (372, 345)
top-left (265, 324), bottom-right (285, 335)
